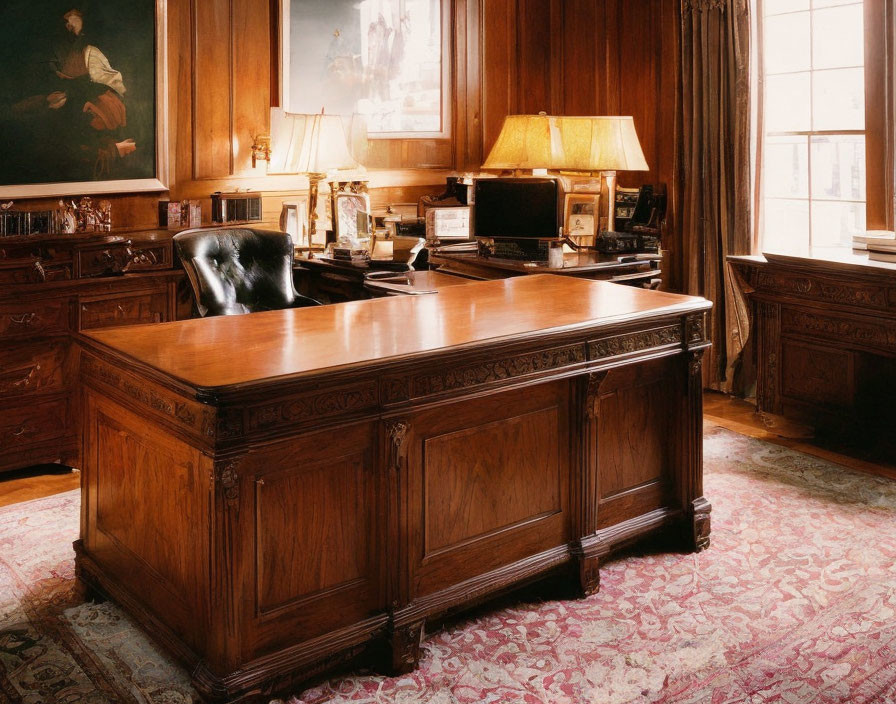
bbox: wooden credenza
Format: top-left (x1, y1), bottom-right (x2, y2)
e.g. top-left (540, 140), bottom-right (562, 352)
top-left (75, 275), bottom-right (711, 702)
top-left (729, 252), bottom-right (896, 443)
top-left (0, 231), bottom-right (190, 474)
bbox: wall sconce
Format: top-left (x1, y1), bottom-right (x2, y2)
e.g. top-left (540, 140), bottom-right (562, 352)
top-left (251, 135), bottom-right (272, 168)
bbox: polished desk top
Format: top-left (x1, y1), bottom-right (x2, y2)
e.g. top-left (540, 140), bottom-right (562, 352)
top-left (83, 274), bottom-right (709, 392)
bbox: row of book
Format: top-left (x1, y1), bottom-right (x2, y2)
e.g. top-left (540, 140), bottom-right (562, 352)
top-left (854, 231), bottom-right (896, 262)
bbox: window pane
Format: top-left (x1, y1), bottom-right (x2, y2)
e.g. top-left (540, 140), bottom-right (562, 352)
top-left (810, 134), bottom-right (866, 200)
top-left (765, 12), bottom-right (811, 74)
top-left (763, 199), bottom-right (810, 253)
top-left (766, 0), bottom-right (810, 14)
top-left (766, 73), bottom-right (812, 132)
top-left (812, 5), bottom-right (864, 69)
top-left (812, 68), bottom-right (865, 130)
top-left (811, 201), bottom-right (866, 246)
top-left (765, 136), bottom-right (809, 198)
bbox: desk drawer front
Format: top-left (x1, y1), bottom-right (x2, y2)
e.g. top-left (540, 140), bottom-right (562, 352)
top-left (129, 243), bottom-right (173, 271)
top-left (0, 341), bottom-right (69, 396)
top-left (0, 298), bottom-right (69, 339)
top-left (79, 291), bottom-right (168, 330)
top-left (0, 399), bottom-right (68, 447)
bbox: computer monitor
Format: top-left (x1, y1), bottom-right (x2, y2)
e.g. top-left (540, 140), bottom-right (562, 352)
top-left (474, 178), bottom-right (559, 239)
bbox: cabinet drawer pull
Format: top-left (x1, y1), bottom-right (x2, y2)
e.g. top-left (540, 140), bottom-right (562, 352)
top-left (9, 312), bottom-right (37, 326)
top-left (12, 425), bottom-right (28, 437)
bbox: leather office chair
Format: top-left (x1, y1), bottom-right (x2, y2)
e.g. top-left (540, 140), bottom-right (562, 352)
top-left (174, 227), bottom-right (320, 317)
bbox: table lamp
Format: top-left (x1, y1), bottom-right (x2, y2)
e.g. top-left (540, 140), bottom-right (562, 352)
top-left (482, 114), bottom-right (649, 233)
top-left (481, 114), bottom-right (563, 175)
top-left (270, 108), bottom-right (359, 241)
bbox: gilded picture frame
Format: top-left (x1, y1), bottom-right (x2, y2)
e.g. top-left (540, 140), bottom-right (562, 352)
top-left (0, 0), bottom-right (168, 198)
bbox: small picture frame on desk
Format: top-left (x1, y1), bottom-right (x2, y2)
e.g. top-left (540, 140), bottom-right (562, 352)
top-left (564, 193), bottom-right (600, 246)
top-left (280, 197), bottom-right (310, 248)
top-left (332, 191), bottom-right (371, 243)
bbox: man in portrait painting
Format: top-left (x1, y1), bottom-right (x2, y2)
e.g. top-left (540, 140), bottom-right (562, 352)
top-left (0, 1), bottom-right (155, 188)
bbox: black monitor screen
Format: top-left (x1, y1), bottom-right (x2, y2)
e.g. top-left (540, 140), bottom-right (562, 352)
top-left (474, 178), bottom-right (559, 238)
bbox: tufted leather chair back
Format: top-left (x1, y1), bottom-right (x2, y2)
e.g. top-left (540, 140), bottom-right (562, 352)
top-left (174, 227), bottom-right (319, 317)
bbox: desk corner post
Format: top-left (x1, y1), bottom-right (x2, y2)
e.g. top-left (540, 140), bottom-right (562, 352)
top-left (682, 348), bottom-right (711, 552)
top-left (571, 370), bottom-right (609, 597)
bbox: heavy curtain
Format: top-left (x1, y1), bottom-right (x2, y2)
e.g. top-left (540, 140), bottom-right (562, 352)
top-left (675, 0), bottom-right (751, 391)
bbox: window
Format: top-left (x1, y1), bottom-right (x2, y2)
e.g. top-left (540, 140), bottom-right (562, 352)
top-left (758, 0), bottom-right (868, 252)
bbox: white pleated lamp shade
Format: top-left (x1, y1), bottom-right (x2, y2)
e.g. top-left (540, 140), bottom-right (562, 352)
top-left (269, 108), bottom-right (359, 175)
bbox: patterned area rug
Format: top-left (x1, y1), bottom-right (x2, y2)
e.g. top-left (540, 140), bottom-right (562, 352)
top-left (2, 425), bottom-right (896, 704)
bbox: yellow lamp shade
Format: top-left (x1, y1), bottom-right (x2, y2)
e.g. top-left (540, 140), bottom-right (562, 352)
top-left (482, 114), bottom-right (649, 173)
top-left (554, 115), bottom-right (649, 172)
top-left (481, 115), bottom-right (564, 170)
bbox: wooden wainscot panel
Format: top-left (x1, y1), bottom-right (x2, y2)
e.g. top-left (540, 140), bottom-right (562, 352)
top-left (80, 351), bottom-right (216, 448)
top-left (406, 381), bottom-right (570, 601)
top-left (595, 357), bottom-right (675, 530)
top-left (242, 422), bottom-right (384, 658)
top-left (781, 339), bottom-right (855, 408)
top-left (84, 391), bottom-right (210, 653)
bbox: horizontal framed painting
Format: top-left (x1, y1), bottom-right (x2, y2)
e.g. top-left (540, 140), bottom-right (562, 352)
top-left (0, 0), bottom-right (168, 198)
top-left (281, 0), bottom-right (449, 139)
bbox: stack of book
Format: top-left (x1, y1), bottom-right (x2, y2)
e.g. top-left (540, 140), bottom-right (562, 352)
top-left (854, 231), bottom-right (896, 262)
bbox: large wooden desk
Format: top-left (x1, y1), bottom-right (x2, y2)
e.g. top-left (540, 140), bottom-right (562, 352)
top-left (75, 275), bottom-right (711, 702)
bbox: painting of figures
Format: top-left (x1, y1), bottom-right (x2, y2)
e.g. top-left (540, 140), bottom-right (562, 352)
top-left (0, 0), bottom-right (160, 195)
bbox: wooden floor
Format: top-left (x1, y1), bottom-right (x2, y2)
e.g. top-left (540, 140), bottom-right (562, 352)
top-left (704, 392), bottom-right (896, 482)
top-left (1, 393), bottom-right (893, 509)
top-left (0, 464), bottom-right (80, 508)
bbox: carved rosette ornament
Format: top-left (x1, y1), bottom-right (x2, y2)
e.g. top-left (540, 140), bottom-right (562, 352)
top-left (216, 460), bottom-right (241, 505)
top-left (688, 349), bottom-right (705, 377)
top-left (584, 371), bottom-right (609, 421)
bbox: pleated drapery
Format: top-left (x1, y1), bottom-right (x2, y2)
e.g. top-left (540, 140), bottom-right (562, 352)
top-left (675, 0), bottom-right (752, 391)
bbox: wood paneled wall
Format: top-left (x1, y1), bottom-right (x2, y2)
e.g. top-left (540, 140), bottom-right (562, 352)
top-left (11, 0), bottom-right (683, 287)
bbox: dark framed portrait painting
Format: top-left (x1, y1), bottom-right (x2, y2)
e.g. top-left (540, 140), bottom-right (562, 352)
top-left (0, 0), bottom-right (167, 197)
